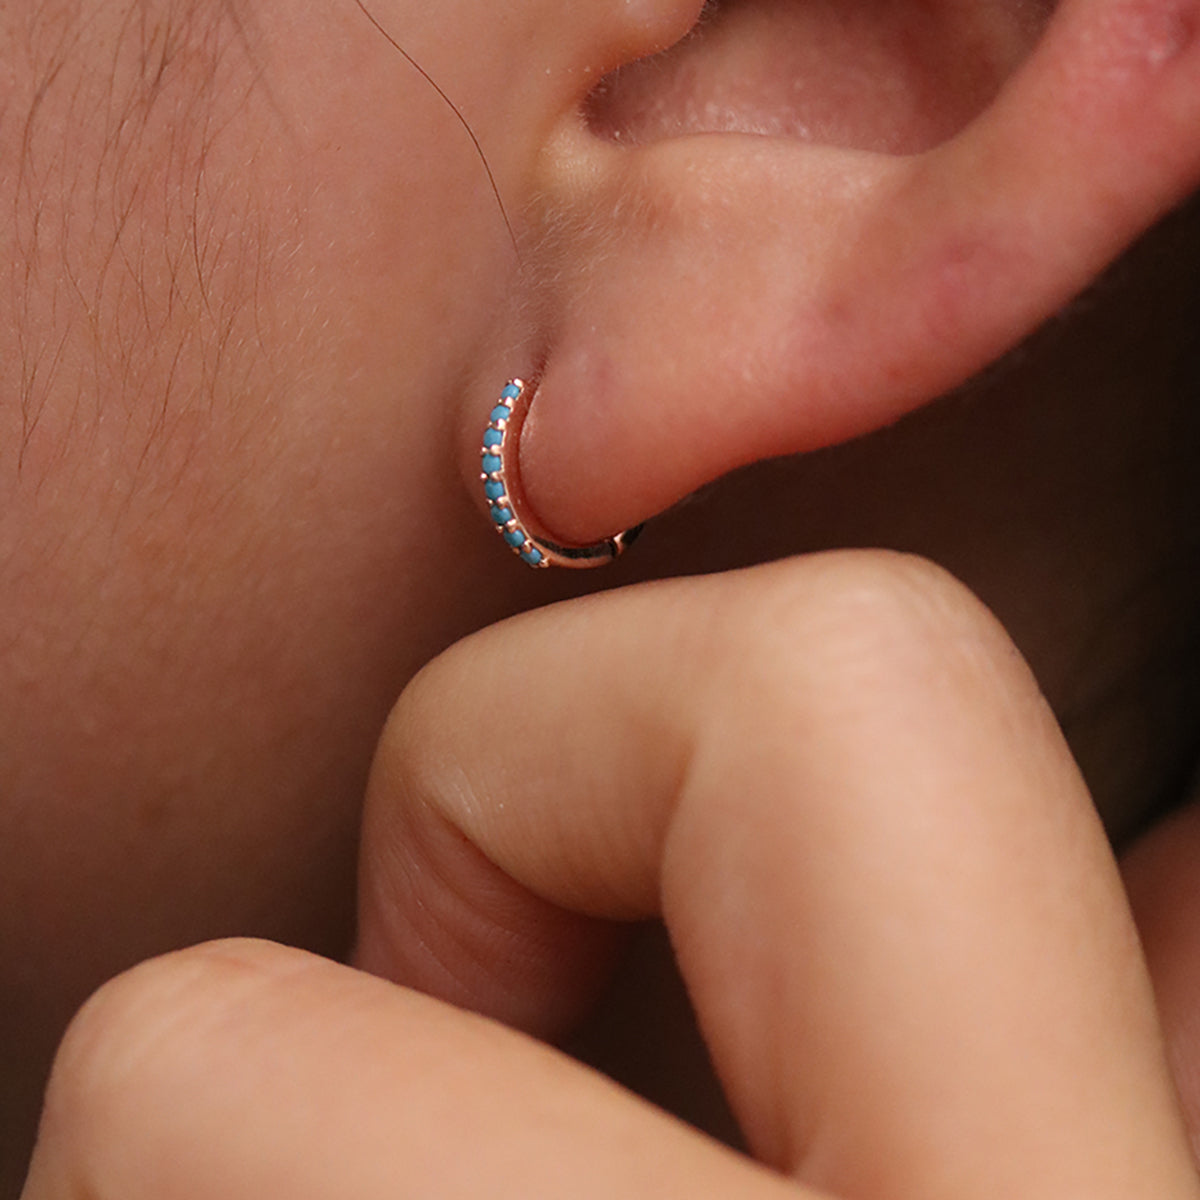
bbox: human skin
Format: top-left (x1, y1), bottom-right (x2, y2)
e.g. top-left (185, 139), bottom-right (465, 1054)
top-left (20, 553), bottom-right (1200, 1200)
top-left (3, 0), bottom-right (1200, 1192)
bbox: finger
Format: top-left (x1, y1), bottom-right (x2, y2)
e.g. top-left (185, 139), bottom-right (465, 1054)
top-left (357, 552), bottom-right (1199, 1200)
top-left (22, 939), bottom-right (806, 1200)
top-left (1123, 791), bottom-right (1200, 1158)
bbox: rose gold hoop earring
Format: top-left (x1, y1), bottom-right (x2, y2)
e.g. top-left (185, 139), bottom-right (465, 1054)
top-left (481, 380), bottom-right (640, 569)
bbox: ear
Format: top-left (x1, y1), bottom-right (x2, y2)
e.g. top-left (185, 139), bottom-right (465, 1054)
top-left (466, 0), bottom-right (1200, 545)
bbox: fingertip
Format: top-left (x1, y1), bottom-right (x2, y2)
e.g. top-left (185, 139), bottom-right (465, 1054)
top-left (28, 941), bottom-right (326, 1200)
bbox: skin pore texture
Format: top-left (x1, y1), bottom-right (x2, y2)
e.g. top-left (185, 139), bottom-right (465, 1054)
top-left (2, 0), bottom-right (1200, 1194)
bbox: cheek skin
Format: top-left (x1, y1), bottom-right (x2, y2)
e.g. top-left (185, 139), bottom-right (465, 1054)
top-left (0, 0), bottom-right (560, 1182)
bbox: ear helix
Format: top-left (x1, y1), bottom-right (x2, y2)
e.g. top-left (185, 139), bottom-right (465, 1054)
top-left (481, 380), bottom-right (642, 569)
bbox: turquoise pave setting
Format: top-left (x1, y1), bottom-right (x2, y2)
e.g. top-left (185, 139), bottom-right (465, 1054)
top-left (481, 380), bottom-right (546, 568)
top-left (480, 379), bottom-right (640, 570)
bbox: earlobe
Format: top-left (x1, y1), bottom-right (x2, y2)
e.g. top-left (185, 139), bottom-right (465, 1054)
top-left (491, 0), bottom-right (1200, 547)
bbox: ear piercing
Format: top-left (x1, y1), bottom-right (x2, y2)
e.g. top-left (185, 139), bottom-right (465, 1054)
top-left (481, 379), bottom-right (640, 568)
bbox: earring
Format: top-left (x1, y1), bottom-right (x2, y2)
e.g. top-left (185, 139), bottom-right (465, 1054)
top-left (481, 380), bottom-right (640, 568)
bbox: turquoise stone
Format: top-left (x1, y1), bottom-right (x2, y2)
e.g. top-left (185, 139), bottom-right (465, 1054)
top-left (481, 453), bottom-right (502, 473)
top-left (484, 479), bottom-right (506, 501)
top-left (520, 546), bottom-right (544, 566)
top-left (490, 405), bottom-right (512, 423)
top-left (482, 428), bottom-right (503, 448)
top-left (504, 528), bottom-right (526, 548)
top-left (490, 506), bottom-right (513, 525)
top-left (501, 384), bottom-right (521, 401)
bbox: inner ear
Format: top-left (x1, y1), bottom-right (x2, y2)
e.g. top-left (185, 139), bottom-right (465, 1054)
top-left (585, 0), bottom-right (1052, 154)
